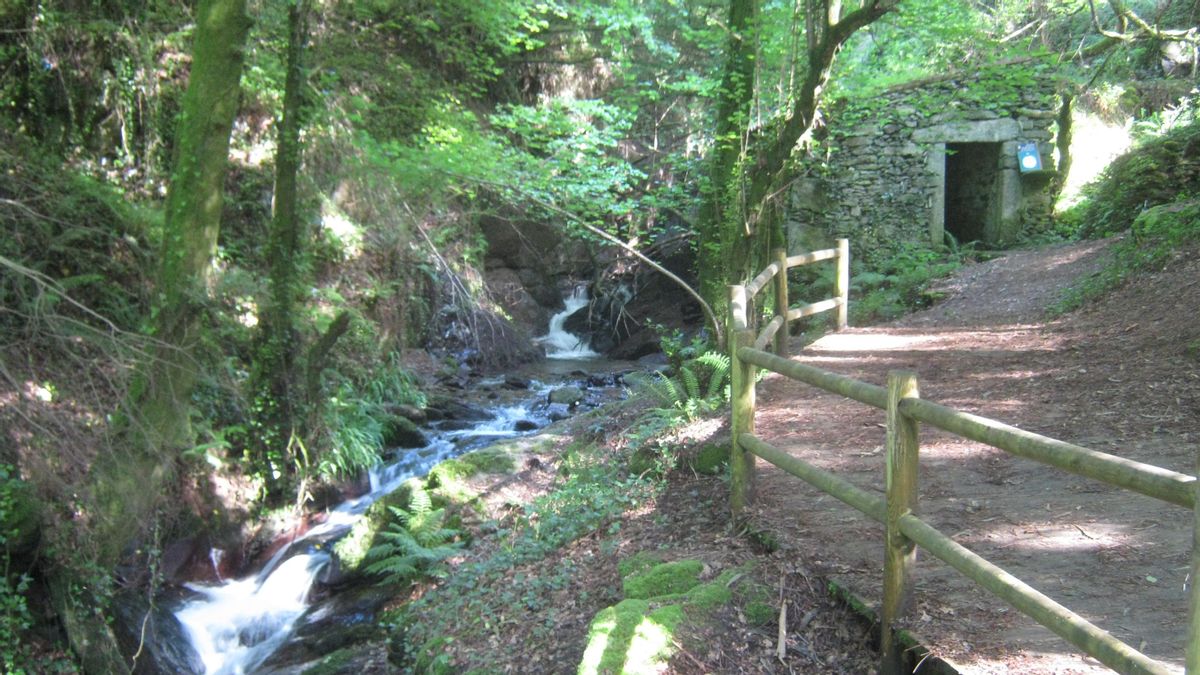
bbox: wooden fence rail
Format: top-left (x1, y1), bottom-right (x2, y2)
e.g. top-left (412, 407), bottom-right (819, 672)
top-left (727, 246), bottom-right (1197, 674)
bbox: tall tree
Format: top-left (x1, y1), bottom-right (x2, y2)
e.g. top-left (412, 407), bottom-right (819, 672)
top-left (52, 2), bottom-right (252, 668)
top-left (697, 0), bottom-right (899, 313)
top-left (251, 0), bottom-right (311, 498)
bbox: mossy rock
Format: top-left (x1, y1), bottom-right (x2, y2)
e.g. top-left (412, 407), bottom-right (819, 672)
top-left (685, 443), bottom-right (729, 476)
top-left (626, 447), bottom-right (662, 477)
top-left (380, 414), bottom-right (428, 449)
top-left (459, 447), bottom-right (518, 474)
top-left (548, 385), bottom-right (585, 405)
top-left (683, 577), bottom-right (732, 614)
top-left (1131, 199), bottom-right (1200, 243)
top-left (578, 599), bottom-right (684, 675)
top-left (622, 560), bottom-right (703, 600)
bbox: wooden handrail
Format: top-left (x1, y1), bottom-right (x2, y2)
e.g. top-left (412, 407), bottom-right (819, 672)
top-left (726, 242), bottom-right (1191, 673)
top-left (901, 397), bottom-right (1195, 508)
top-left (739, 347), bottom-right (887, 409)
top-left (898, 513), bottom-right (1175, 675)
top-left (738, 433), bottom-right (886, 523)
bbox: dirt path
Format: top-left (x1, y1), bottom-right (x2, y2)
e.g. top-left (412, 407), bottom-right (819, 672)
top-left (749, 239), bottom-right (1199, 673)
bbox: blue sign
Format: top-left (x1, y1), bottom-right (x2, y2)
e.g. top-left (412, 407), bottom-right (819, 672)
top-left (1017, 142), bottom-right (1043, 173)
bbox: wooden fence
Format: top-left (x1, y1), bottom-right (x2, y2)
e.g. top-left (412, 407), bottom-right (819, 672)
top-left (726, 241), bottom-right (1198, 675)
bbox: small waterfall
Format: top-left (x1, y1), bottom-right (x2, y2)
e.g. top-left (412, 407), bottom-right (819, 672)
top-left (541, 285), bottom-right (600, 360)
top-left (177, 552), bottom-right (330, 675)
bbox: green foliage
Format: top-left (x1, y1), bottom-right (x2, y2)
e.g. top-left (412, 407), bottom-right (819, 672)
top-left (836, 0), bottom-right (993, 93)
top-left (393, 440), bottom-right (661, 672)
top-left (1057, 198), bottom-right (1200, 313)
top-left (1076, 112), bottom-right (1200, 239)
top-left (638, 350), bottom-right (731, 423)
top-left (0, 126), bottom-right (153, 335)
top-left (318, 386), bottom-right (386, 479)
top-left (0, 465), bottom-right (34, 673)
top-left (851, 243), bottom-right (970, 323)
top-left (365, 485), bottom-right (463, 586)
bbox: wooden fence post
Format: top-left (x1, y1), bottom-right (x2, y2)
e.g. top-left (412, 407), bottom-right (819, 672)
top-left (729, 284), bottom-right (756, 518)
top-left (1189, 450), bottom-right (1200, 674)
top-left (773, 248), bottom-right (789, 357)
top-left (882, 370), bottom-right (920, 675)
top-left (836, 238), bottom-right (850, 330)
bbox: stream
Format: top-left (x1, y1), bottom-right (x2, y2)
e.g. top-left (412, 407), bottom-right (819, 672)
top-left (168, 288), bottom-right (625, 673)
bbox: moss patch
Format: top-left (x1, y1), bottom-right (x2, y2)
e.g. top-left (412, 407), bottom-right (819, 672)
top-left (617, 551), bottom-right (663, 580)
top-left (459, 446), bottom-right (518, 474)
top-left (582, 559), bottom-right (755, 674)
top-left (622, 560), bottom-right (703, 599)
top-left (686, 443), bottom-right (728, 475)
top-left (578, 599), bottom-right (686, 675)
top-left (684, 575), bottom-right (733, 614)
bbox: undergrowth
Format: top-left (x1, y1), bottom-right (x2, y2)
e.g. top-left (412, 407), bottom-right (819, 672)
top-left (1055, 198), bottom-right (1200, 313)
top-left (390, 437), bottom-right (661, 673)
top-left (850, 240), bottom-right (975, 323)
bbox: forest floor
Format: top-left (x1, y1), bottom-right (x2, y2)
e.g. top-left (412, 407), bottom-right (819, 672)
top-left (745, 237), bottom-right (1199, 673)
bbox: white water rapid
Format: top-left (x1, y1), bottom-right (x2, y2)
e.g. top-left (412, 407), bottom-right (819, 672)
top-left (541, 285), bottom-right (600, 360)
top-left (173, 399), bottom-right (550, 674)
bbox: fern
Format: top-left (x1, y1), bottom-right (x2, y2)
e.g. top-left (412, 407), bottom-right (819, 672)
top-left (645, 372), bottom-right (682, 407)
top-left (694, 352), bottom-right (731, 401)
top-left (365, 487), bottom-right (462, 586)
top-left (679, 364), bottom-right (701, 402)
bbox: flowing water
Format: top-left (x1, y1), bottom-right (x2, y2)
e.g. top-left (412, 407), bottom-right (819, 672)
top-left (541, 285), bottom-right (600, 359)
top-left (173, 288), bottom-right (608, 674)
top-left (173, 401), bottom-right (556, 674)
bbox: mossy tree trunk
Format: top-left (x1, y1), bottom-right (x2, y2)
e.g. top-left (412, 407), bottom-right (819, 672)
top-left (697, 0), bottom-right (897, 316)
top-left (251, 0), bottom-right (310, 500)
top-left (65, 1), bottom-right (250, 671)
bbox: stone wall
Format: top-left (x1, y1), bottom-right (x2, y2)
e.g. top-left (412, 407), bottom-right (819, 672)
top-left (789, 68), bottom-right (1062, 255)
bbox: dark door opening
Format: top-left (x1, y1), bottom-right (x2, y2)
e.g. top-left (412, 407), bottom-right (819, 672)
top-left (944, 142), bottom-right (1000, 244)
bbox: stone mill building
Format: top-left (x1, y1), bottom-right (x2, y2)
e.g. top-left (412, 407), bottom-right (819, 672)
top-left (789, 65), bottom-right (1063, 253)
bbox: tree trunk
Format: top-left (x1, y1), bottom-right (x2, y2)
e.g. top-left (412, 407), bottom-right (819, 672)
top-left (696, 0), bottom-right (758, 311)
top-left (74, 1), bottom-right (250, 670)
top-left (252, 0), bottom-right (310, 499)
top-left (697, 0), bottom-right (896, 311)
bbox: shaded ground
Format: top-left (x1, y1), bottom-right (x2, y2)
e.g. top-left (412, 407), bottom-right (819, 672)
top-left (749, 239), bottom-right (1198, 673)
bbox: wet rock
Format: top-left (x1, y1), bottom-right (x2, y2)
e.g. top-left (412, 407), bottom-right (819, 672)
top-left (113, 589), bottom-right (206, 675)
top-left (384, 403), bottom-right (426, 423)
top-left (380, 414), bottom-right (428, 449)
top-left (277, 584), bottom-right (393, 665)
top-left (547, 385), bottom-right (585, 406)
top-left (504, 375), bottom-right (531, 389)
top-left (636, 352), bottom-right (670, 371)
top-left (427, 397), bottom-right (490, 422)
top-left (513, 419), bottom-right (539, 432)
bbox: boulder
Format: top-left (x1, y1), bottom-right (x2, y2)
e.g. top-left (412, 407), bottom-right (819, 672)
top-left (113, 590), bottom-right (206, 675)
top-left (547, 385), bottom-right (585, 406)
top-left (380, 415), bottom-right (428, 449)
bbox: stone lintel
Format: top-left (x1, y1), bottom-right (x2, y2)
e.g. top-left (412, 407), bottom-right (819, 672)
top-left (912, 118), bottom-right (1021, 143)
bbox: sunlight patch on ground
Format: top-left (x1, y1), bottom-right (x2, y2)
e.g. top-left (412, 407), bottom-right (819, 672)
top-left (973, 520), bottom-right (1133, 555)
top-left (811, 333), bottom-right (937, 352)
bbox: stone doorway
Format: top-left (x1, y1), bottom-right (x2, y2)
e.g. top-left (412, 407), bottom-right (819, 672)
top-left (944, 142), bottom-right (1001, 244)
